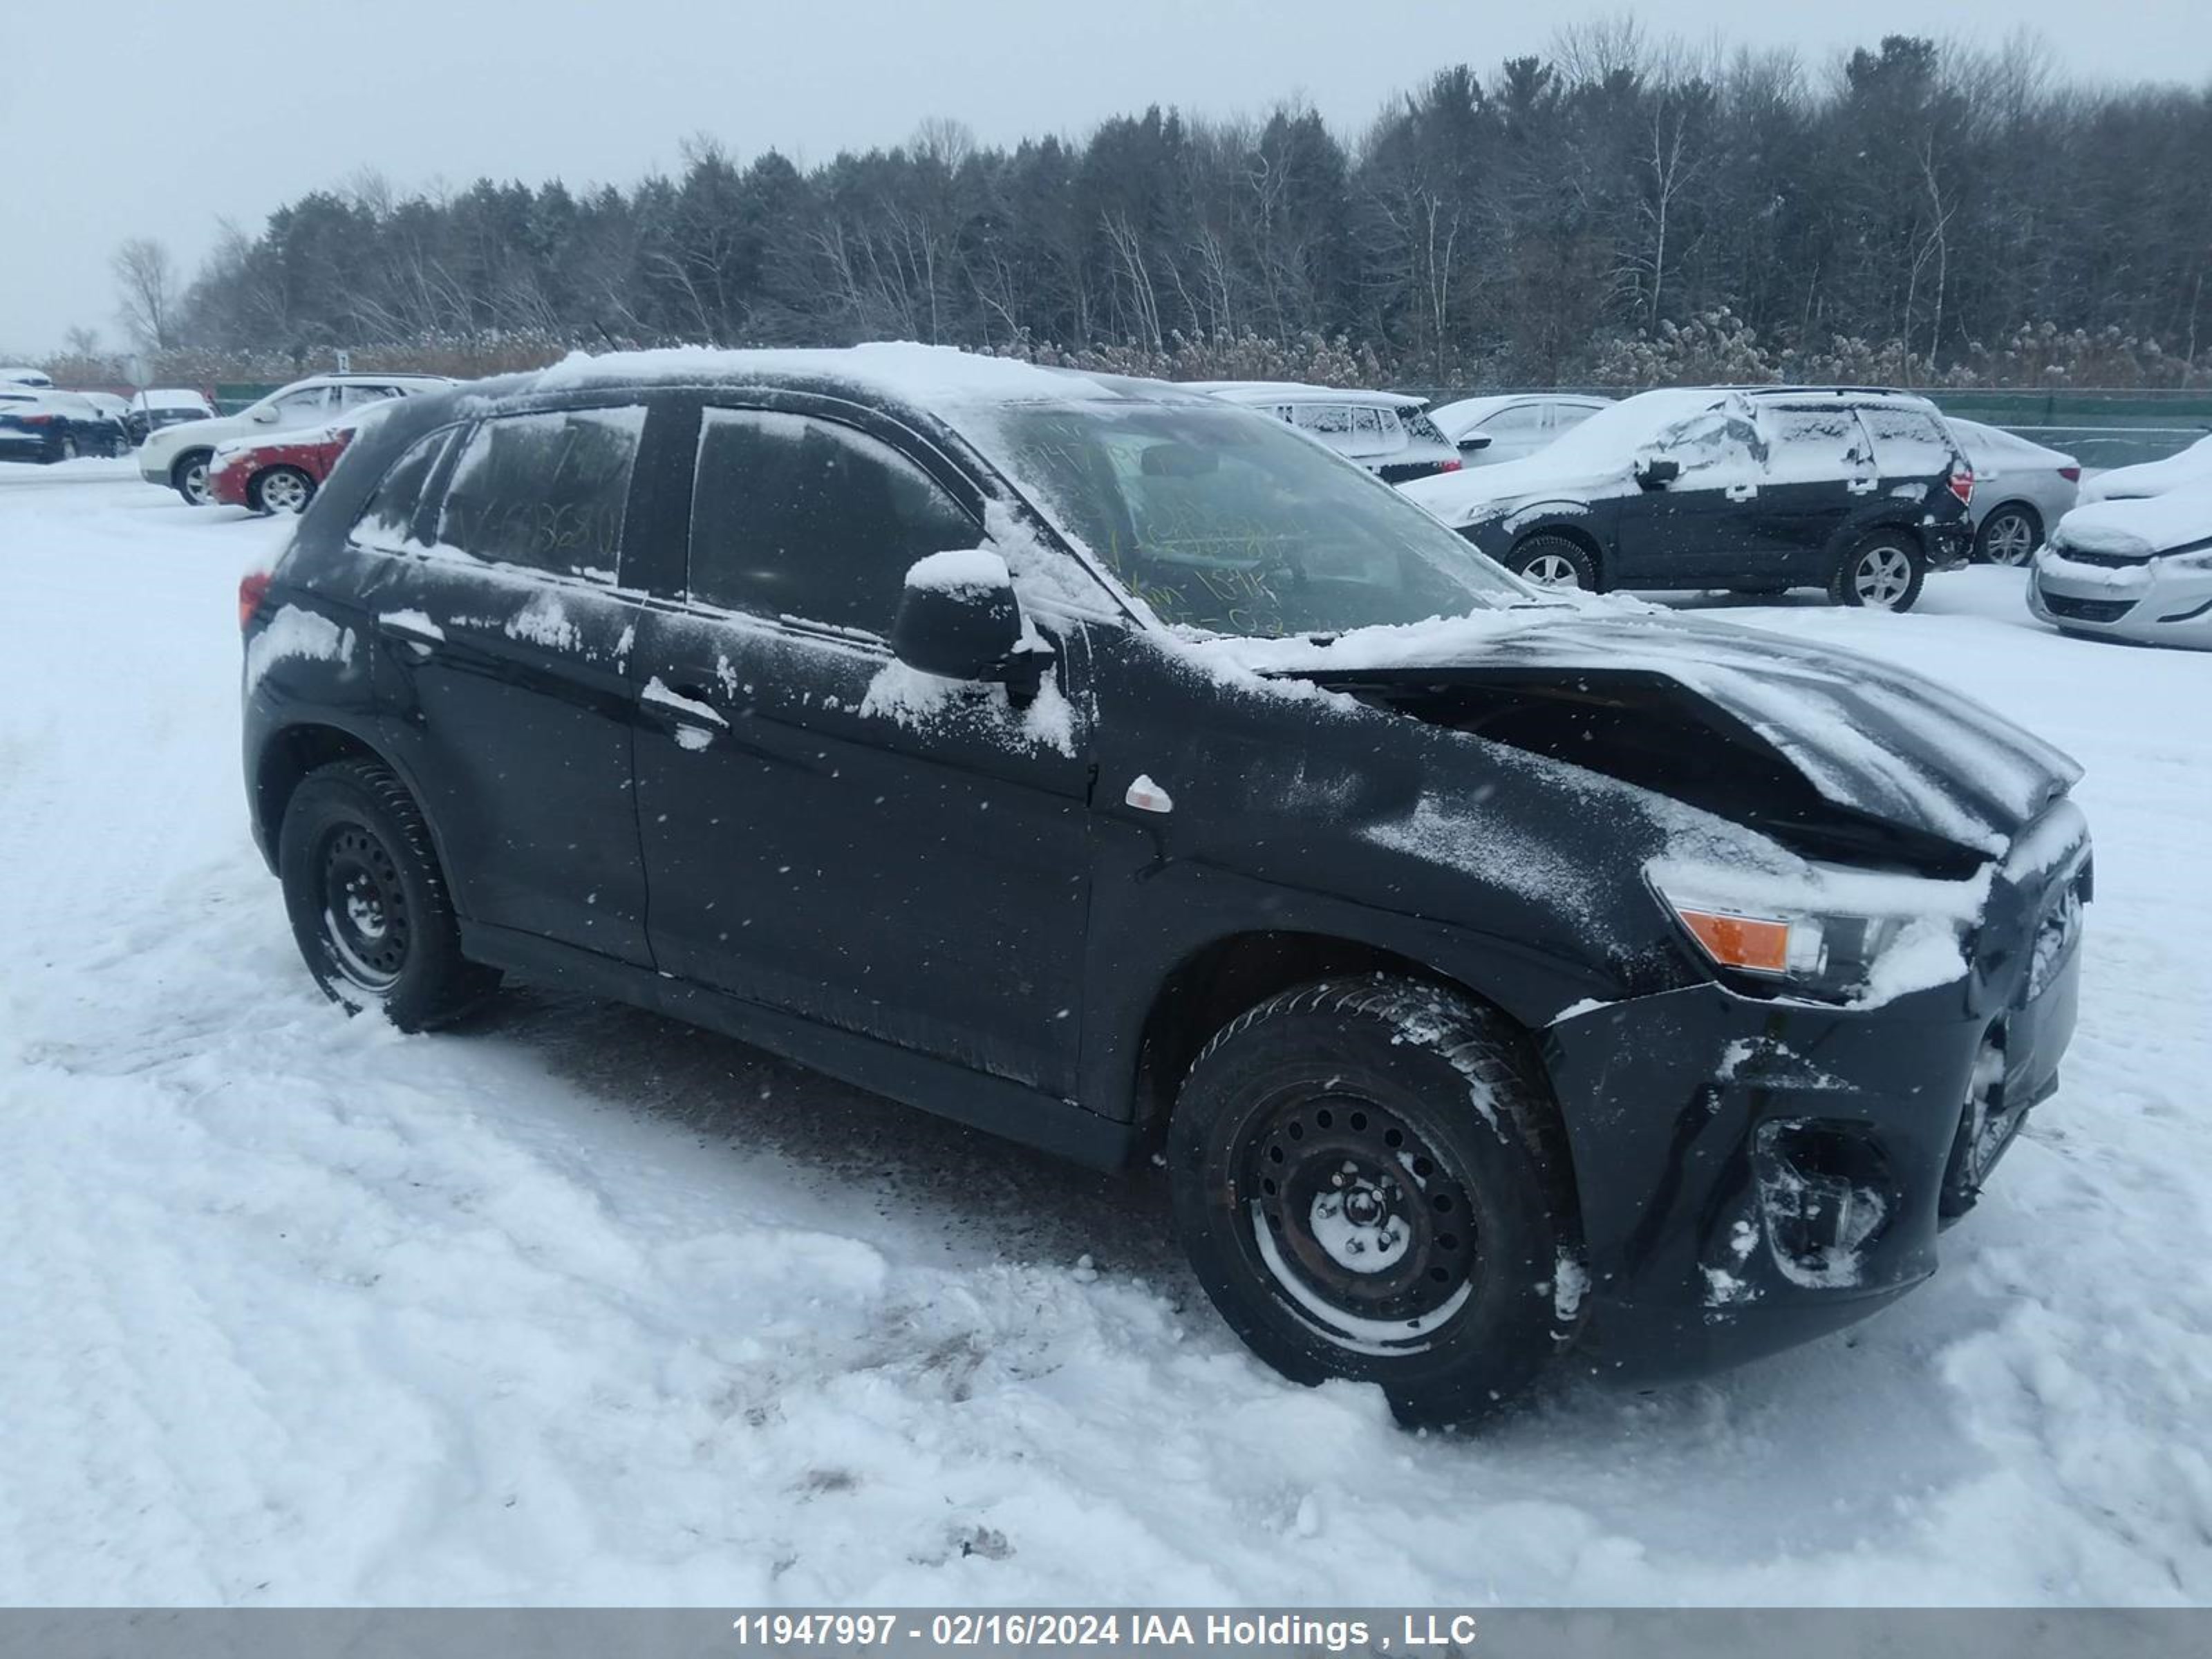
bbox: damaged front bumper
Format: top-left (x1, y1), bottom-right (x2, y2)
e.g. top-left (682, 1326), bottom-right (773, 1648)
top-left (1541, 810), bottom-right (2089, 1384)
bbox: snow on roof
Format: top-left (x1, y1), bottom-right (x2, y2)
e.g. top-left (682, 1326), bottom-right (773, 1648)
top-left (2054, 474), bottom-right (2212, 556)
top-left (535, 341), bottom-right (1134, 405)
top-left (1185, 379), bottom-right (1427, 409)
top-left (133, 388), bottom-right (213, 410)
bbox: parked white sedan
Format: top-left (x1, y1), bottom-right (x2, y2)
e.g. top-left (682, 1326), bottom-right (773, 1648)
top-left (2079, 431), bottom-right (2212, 504)
top-left (2029, 476), bottom-right (2212, 649)
top-left (1427, 393), bottom-right (1611, 467)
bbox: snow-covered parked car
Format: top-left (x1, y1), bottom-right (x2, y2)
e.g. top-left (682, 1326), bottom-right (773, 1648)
top-left (1400, 386), bottom-right (1975, 609)
top-left (2079, 431), bottom-right (2212, 505)
top-left (238, 344), bottom-right (2092, 1424)
top-left (1428, 393), bottom-right (1611, 466)
top-left (1186, 381), bottom-right (1463, 484)
top-left (1946, 417), bottom-right (2080, 565)
top-left (126, 387), bottom-right (216, 446)
top-left (2028, 477), bottom-right (2212, 650)
top-left (0, 364), bottom-right (55, 388)
top-left (140, 373), bottom-right (451, 505)
top-left (208, 405), bottom-right (386, 515)
top-left (0, 386), bottom-right (130, 462)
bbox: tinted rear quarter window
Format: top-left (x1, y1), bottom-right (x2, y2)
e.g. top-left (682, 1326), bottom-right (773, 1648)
top-left (352, 429), bottom-right (457, 552)
top-left (1860, 405), bottom-right (1956, 479)
top-left (686, 409), bottom-right (977, 637)
top-left (438, 406), bottom-right (647, 582)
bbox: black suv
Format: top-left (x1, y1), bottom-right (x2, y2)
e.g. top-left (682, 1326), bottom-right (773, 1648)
top-left (240, 347), bottom-right (2089, 1422)
top-left (1401, 386), bottom-right (1976, 611)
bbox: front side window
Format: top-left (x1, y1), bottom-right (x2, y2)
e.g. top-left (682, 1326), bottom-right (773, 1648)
top-left (687, 409), bottom-right (978, 635)
top-left (437, 405), bottom-right (646, 582)
top-left (351, 429), bottom-right (456, 552)
top-left (268, 388), bottom-right (332, 427)
top-left (964, 402), bottom-right (1528, 638)
top-left (335, 384), bottom-right (398, 409)
top-left (1478, 403), bottom-right (1547, 436)
top-left (1650, 408), bottom-right (1768, 482)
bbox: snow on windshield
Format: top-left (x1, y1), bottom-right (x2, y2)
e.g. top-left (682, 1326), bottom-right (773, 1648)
top-left (957, 400), bottom-right (1526, 638)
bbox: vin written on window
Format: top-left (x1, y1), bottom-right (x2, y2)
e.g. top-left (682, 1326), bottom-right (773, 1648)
top-left (437, 406), bottom-right (648, 583)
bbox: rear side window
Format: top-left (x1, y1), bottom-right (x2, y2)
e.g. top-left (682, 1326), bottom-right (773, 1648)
top-left (1761, 404), bottom-right (1872, 480)
top-left (352, 429), bottom-right (455, 552)
top-left (687, 409), bottom-right (977, 636)
top-left (1860, 405), bottom-right (1957, 479)
top-left (437, 406), bottom-right (646, 583)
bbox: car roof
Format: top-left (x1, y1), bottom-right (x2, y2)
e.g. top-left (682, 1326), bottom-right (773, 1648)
top-left (1185, 379), bottom-right (1427, 411)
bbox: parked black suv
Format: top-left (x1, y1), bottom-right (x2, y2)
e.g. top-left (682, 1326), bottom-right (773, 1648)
top-left (240, 347), bottom-right (2088, 1422)
top-left (1400, 386), bottom-right (1977, 610)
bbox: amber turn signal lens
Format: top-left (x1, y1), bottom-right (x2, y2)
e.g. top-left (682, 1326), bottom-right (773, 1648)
top-left (1675, 908), bottom-right (1793, 975)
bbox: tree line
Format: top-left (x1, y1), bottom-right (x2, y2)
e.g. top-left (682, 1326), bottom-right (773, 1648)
top-left (58, 24), bottom-right (2212, 390)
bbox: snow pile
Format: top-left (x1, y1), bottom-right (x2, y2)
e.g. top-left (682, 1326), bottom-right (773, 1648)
top-left (903, 545), bottom-right (1013, 597)
top-left (2, 474), bottom-right (2211, 1605)
top-left (538, 341), bottom-right (1118, 406)
top-left (243, 604), bottom-right (353, 693)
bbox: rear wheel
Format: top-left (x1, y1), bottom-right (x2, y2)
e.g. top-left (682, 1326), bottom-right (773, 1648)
top-left (1507, 534), bottom-right (1600, 592)
top-left (1829, 531), bottom-right (1926, 611)
top-left (171, 449), bottom-right (214, 506)
top-left (1974, 504), bottom-right (2041, 567)
top-left (251, 465), bottom-right (315, 516)
top-left (277, 759), bottom-right (500, 1030)
top-left (1169, 977), bottom-right (1583, 1426)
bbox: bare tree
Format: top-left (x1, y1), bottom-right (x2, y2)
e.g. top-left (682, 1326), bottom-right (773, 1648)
top-left (112, 238), bottom-right (180, 351)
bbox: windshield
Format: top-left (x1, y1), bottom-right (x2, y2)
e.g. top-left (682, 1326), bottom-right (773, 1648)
top-left (967, 402), bottom-right (1529, 636)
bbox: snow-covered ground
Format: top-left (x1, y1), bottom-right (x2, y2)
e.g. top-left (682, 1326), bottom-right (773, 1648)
top-left (2, 459), bottom-right (2208, 1605)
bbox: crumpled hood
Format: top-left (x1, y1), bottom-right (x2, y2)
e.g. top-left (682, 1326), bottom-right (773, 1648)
top-left (1228, 607), bottom-right (2083, 856)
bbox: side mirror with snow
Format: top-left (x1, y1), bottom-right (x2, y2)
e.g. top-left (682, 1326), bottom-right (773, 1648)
top-left (1635, 458), bottom-right (1682, 490)
top-left (890, 549), bottom-right (1049, 700)
top-left (248, 403), bottom-right (279, 424)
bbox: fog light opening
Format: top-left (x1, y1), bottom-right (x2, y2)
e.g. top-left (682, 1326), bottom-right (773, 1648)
top-left (1753, 1121), bottom-right (1896, 1289)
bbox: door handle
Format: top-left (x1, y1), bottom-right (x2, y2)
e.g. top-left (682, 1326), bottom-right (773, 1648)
top-left (376, 610), bottom-right (444, 656)
top-left (641, 676), bottom-right (728, 729)
top-left (1724, 482), bottom-right (1758, 502)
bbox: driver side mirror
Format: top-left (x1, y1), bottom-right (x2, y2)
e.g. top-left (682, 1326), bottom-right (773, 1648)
top-left (890, 549), bottom-right (1051, 702)
top-left (249, 404), bottom-right (279, 424)
top-left (1635, 458), bottom-right (1681, 491)
top-left (1458, 433), bottom-right (1493, 453)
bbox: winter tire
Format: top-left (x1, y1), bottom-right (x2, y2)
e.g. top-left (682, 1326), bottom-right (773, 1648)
top-left (172, 449), bottom-right (214, 506)
top-left (1829, 530), bottom-right (1925, 612)
top-left (1973, 505), bottom-right (2040, 567)
top-left (1508, 534), bottom-right (1600, 592)
top-left (1169, 976), bottom-right (1584, 1427)
top-left (251, 466), bottom-right (315, 516)
top-left (278, 758), bottom-right (500, 1030)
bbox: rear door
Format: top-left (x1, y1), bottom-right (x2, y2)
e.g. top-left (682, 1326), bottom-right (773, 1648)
top-left (628, 396), bottom-right (1096, 1093)
top-left (1754, 402), bottom-right (1878, 580)
top-left (364, 397), bottom-right (659, 963)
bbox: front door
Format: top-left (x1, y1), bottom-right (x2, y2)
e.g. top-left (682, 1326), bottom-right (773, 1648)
top-left (629, 398), bottom-right (1095, 1094)
top-left (1610, 403), bottom-right (1773, 587)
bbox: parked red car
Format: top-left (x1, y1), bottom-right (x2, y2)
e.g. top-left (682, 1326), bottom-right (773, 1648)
top-left (207, 417), bottom-right (362, 515)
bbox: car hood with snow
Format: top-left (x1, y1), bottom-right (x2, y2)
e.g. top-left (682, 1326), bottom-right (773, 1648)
top-left (1203, 601), bottom-right (2081, 863)
top-left (2050, 474), bottom-right (2212, 559)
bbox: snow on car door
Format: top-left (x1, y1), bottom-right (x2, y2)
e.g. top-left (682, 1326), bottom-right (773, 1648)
top-left (629, 401), bottom-right (1094, 1094)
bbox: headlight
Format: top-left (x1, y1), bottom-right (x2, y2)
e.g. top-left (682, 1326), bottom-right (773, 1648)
top-left (1647, 859), bottom-right (1982, 1004)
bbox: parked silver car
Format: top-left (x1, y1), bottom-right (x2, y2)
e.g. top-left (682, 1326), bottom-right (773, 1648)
top-left (2028, 478), bottom-right (2212, 650)
top-left (1947, 418), bottom-right (2081, 565)
top-left (1187, 382), bottom-right (1463, 484)
top-left (1427, 393), bottom-right (1611, 467)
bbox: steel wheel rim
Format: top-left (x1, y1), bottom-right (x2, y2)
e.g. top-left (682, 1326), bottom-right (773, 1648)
top-left (1985, 514), bottom-right (2034, 566)
top-left (319, 824), bottom-right (409, 991)
top-left (261, 470), bottom-right (308, 513)
top-left (1854, 545), bottom-right (1912, 606)
top-left (1237, 1088), bottom-right (1479, 1353)
top-left (1522, 552), bottom-right (1582, 588)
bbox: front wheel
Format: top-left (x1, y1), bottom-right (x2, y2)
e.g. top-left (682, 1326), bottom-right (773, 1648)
top-left (1507, 534), bottom-right (1600, 592)
top-left (251, 465), bottom-right (315, 516)
top-left (1829, 532), bottom-right (1926, 611)
top-left (1169, 977), bottom-right (1584, 1426)
top-left (171, 449), bottom-right (214, 506)
top-left (278, 758), bottom-right (501, 1030)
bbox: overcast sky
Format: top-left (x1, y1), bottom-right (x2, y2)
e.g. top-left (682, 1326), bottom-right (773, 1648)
top-left (5, 0), bottom-right (2208, 356)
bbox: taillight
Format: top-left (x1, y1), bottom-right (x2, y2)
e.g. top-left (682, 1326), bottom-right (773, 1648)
top-left (2059, 466), bottom-right (2081, 482)
top-left (22, 413), bottom-right (55, 426)
top-left (1948, 469), bottom-right (1975, 507)
top-left (1436, 458), bottom-right (1462, 474)
top-left (238, 570), bottom-right (272, 630)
